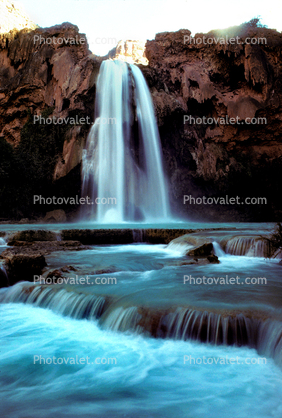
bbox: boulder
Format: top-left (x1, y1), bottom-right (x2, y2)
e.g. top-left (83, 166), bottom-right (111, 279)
top-left (1, 249), bottom-right (47, 286)
top-left (187, 243), bottom-right (213, 257)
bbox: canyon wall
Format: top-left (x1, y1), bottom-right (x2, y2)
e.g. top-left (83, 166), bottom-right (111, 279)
top-left (0, 16), bottom-right (282, 221)
top-left (143, 25), bottom-right (282, 220)
top-left (0, 21), bottom-right (101, 219)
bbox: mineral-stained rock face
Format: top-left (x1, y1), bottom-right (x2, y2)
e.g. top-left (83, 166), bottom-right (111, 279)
top-left (144, 26), bottom-right (282, 220)
top-left (0, 22), bottom-right (101, 147)
top-left (0, 22), bottom-right (104, 219)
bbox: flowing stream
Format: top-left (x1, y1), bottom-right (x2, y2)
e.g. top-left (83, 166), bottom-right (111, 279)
top-left (0, 225), bottom-right (282, 417)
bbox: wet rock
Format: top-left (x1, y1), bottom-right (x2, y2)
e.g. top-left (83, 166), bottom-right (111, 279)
top-left (7, 240), bottom-right (34, 246)
top-left (142, 229), bottom-right (195, 244)
top-left (1, 249), bottom-right (47, 286)
top-left (43, 266), bottom-right (77, 284)
top-left (44, 210), bottom-right (67, 223)
top-left (61, 228), bottom-right (196, 245)
top-left (61, 265), bottom-right (77, 273)
top-left (179, 255), bottom-right (220, 266)
top-left (94, 268), bottom-right (117, 275)
top-left (187, 243), bottom-right (213, 257)
top-left (8, 230), bottom-right (58, 242)
top-left (207, 254), bottom-right (220, 264)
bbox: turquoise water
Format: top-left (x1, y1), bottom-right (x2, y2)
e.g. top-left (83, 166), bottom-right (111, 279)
top-left (0, 221), bottom-right (275, 232)
top-left (1, 304), bottom-right (282, 418)
top-left (0, 222), bottom-right (281, 417)
top-left (43, 244), bottom-right (282, 313)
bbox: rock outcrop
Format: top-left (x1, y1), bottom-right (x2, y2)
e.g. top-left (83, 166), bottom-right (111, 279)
top-left (0, 22), bottom-right (100, 146)
top-left (0, 21), bottom-right (103, 219)
top-left (143, 25), bottom-right (282, 220)
top-left (107, 40), bottom-right (148, 65)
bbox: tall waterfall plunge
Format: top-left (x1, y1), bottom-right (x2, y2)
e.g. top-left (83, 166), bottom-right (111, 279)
top-left (81, 60), bottom-right (170, 223)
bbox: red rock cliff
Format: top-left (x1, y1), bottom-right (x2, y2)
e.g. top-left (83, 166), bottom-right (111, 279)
top-left (143, 25), bottom-right (282, 220)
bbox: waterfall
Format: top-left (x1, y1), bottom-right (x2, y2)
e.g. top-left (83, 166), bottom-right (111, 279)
top-left (0, 237), bottom-right (6, 246)
top-left (159, 308), bottom-right (259, 346)
top-left (0, 283), bottom-right (105, 320)
top-left (0, 262), bottom-right (8, 287)
top-left (1, 282), bottom-right (282, 365)
top-left (212, 241), bottom-right (226, 257)
top-left (225, 236), bottom-right (271, 257)
top-left (101, 306), bottom-right (142, 332)
top-left (166, 241), bottom-right (193, 255)
top-left (81, 59), bottom-right (170, 223)
top-left (159, 308), bottom-right (282, 365)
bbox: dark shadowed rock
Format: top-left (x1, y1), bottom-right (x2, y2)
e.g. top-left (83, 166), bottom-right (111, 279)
top-left (44, 210), bottom-right (67, 223)
top-left (207, 254), bottom-right (220, 264)
top-left (187, 243), bottom-right (213, 257)
top-left (0, 264), bottom-right (8, 287)
top-left (144, 26), bottom-right (282, 221)
top-left (1, 249), bottom-right (47, 286)
top-left (8, 230), bottom-right (58, 242)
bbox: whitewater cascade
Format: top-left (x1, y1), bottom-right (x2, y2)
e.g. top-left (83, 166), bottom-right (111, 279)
top-left (224, 236), bottom-right (271, 257)
top-left (1, 282), bottom-right (282, 366)
top-left (81, 59), bottom-right (170, 223)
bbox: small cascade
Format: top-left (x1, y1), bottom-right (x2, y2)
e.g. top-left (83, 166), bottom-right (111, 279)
top-left (101, 306), bottom-right (142, 332)
top-left (225, 236), bottom-right (270, 257)
top-left (246, 239), bottom-right (271, 257)
top-left (0, 262), bottom-right (8, 287)
top-left (158, 307), bottom-right (282, 365)
top-left (1, 282), bottom-right (282, 365)
top-left (132, 229), bottom-right (144, 242)
top-left (158, 308), bottom-right (259, 347)
top-left (0, 237), bottom-right (7, 246)
top-left (0, 283), bottom-right (105, 321)
top-left (55, 232), bottom-right (62, 242)
top-left (257, 319), bottom-right (282, 366)
top-left (212, 241), bottom-right (226, 257)
top-left (166, 241), bottom-right (193, 255)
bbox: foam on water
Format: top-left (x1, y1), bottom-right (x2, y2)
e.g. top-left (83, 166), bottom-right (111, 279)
top-left (0, 237), bottom-right (6, 246)
top-left (0, 304), bottom-right (282, 418)
top-left (212, 241), bottom-right (226, 258)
